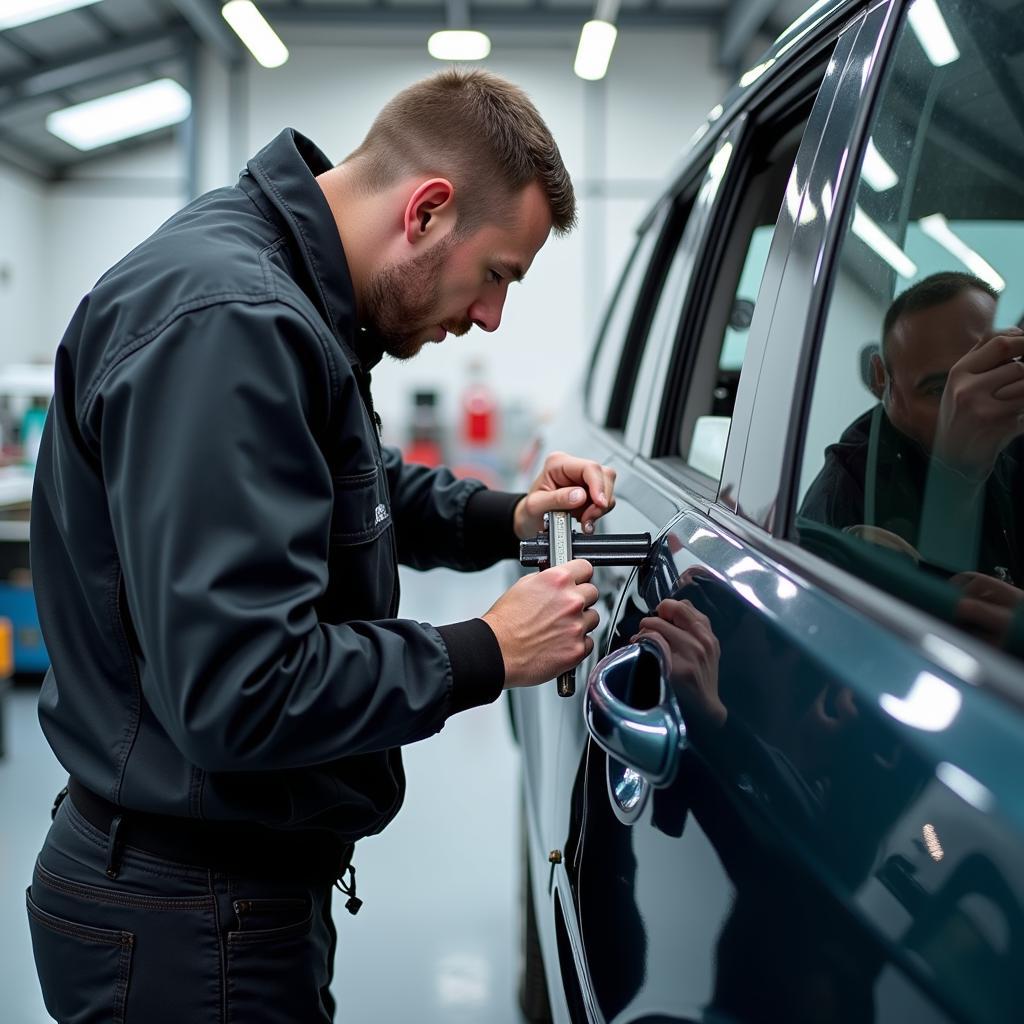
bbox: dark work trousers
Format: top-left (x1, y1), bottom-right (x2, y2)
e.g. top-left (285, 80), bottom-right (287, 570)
top-left (27, 797), bottom-right (339, 1023)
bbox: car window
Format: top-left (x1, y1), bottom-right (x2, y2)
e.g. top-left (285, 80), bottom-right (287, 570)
top-left (794, 0), bottom-right (1024, 661)
top-left (585, 208), bottom-right (666, 426)
top-left (655, 79), bottom-right (827, 483)
top-left (618, 181), bottom-right (712, 443)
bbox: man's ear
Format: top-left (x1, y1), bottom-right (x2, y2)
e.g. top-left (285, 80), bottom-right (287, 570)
top-left (869, 351), bottom-right (888, 400)
top-left (403, 178), bottom-right (455, 244)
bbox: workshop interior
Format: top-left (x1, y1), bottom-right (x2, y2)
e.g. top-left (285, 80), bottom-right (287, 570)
top-left (2, 1), bottom-right (1023, 1022)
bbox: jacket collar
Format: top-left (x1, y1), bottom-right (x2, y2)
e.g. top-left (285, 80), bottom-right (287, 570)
top-left (244, 128), bottom-right (384, 371)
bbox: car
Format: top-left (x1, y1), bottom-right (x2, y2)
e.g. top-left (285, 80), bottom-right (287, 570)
top-left (507, 1), bottom-right (1024, 1022)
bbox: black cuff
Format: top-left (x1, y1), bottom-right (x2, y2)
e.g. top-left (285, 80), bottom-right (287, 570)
top-left (436, 618), bottom-right (506, 715)
top-left (463, 489), bottom-right (526, 565)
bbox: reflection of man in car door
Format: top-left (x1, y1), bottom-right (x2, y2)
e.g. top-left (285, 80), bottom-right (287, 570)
top-left (800, 271), bottom-right (1024, 588)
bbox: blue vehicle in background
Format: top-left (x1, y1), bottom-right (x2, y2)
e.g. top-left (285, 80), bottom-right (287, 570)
top-left (510, 2), bottom-right (1024, 1021)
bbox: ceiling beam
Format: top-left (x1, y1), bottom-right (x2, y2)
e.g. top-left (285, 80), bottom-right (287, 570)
top-left (718, 0), bottom-right (781, 72)
top-left (165, 0), bottom-right (244, 65)
top-left (0, 30), bottom-right (189, 118)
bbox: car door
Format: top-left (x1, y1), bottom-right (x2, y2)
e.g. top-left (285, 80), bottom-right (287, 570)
top-left (557, 5), bottom-right (912, 1022)
top-left (573, 2), bottom-right (1024, 1023)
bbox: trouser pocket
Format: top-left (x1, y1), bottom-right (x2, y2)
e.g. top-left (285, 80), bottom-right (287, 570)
top-left (26, 887), bottom-right (134, 1024)
top-left (225, 893), bottom-right (333, 1023)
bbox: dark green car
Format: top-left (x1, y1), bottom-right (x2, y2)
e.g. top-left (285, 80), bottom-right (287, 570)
top-left (510, 1), bottom-right (1024, 1021)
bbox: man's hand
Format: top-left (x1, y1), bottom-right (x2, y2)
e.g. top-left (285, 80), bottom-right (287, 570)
top-left (951, 570), bottom-right (1024, 646)
top-left (483, 559), bottom-right (599, 687)
top-left (513, 451), bottom-right (617, 540)
top-left (633, 599), bottom-right (725, 728)
top-left (933, 327), bottom-right (1024, 478)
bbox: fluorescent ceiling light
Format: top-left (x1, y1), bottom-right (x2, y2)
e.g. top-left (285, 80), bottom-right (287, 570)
top-left (861, 138), bottom-right (899, 192)
top-left (427, 30), bottom-right (490, 61)
top-left (574, 20), bottom-right (617, 81)
top-left (908, 0), bottom-right (960, 67)
top-left (222, 0), bottom-right (289, 69)
top-left (46, 78), bottom-right (191, 151)
top-left (0, 0), bottom-right (100, 31)
top-left (918, 213), bottom-right (1006, 292)
top-left (852, 206), bottom-right (917, 279)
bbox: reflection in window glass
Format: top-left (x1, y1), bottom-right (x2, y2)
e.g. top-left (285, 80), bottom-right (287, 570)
top-left (795, 0), bottom-right (1024, 661)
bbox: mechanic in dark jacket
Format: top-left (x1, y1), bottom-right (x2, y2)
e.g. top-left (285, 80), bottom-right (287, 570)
top-left (27, 69), bottom-right (616, 1022)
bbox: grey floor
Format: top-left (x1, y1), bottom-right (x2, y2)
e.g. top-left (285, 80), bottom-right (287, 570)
top-left (0, 564), bottom-right (528, 1024)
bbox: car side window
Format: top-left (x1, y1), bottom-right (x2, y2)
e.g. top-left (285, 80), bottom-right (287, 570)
top-left (585, 208), bottom-right (666, 426)
top-left (655, 75), bottom-right (828, 484)
top-left (793, 0), bottom-right (1024, 660)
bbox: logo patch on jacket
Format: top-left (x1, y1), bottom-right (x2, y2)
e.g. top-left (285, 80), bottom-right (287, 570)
top-left (374, 503), bottom-right (389, 525)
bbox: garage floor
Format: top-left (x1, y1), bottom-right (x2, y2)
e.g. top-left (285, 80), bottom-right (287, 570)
top-left (0, 563), bottom-right (528, 1024)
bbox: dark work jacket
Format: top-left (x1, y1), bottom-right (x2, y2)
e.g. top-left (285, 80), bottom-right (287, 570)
top-left (800, 405), bottom-right (1022, 584)
top-left (30, 129), bottom-right (520, 842)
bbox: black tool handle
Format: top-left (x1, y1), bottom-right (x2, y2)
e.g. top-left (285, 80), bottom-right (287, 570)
top-left (520, 531), bottom-right (652, 568)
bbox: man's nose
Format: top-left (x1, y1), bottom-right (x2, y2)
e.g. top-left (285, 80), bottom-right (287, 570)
top-left (469, 293), bottom-right (505, 333)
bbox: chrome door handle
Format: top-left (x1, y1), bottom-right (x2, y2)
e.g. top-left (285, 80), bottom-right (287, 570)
top-left (584, 639), bottom-right (686, 787)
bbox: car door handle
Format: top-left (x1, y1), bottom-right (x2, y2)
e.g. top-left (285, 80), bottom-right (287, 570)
top-left (584, 639), bottom-right (686, 787)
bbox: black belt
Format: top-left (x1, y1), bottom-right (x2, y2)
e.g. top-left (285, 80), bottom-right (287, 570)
top-left (65, 778), bottom-right (354, 883)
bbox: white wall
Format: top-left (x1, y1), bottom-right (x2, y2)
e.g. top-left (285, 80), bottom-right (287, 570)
top-left (3, 25), bottom-right (730, 444)
top-left (43, 141), bottom-right (187, 351)
top-left (0, 163), bottom-right (46, 363)
top-left (198, 26), bottom-right (730, 433)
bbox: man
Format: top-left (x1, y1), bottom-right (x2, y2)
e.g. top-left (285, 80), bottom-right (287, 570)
top-left (800, 271), bottom-right (1024, 584)
top-left (27, 70), bottom-right (616, 1022)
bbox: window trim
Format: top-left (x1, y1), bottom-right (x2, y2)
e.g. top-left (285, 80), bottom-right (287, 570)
top-left (650, 47), bottom-right (840, 477)
top-left (606, 171), bottom-right (710, 433)
top-left (777, 2), bottom-right (907, 536)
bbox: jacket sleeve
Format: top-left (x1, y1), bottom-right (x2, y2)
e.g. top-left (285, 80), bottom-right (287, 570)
top-left (381, 446), bottom-right (523, 571)
top-left (89, 300), bottom-right (501, 773)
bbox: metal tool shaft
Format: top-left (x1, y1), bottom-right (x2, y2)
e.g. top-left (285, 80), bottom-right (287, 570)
top-left (547, 512), bottom-right (577, 698)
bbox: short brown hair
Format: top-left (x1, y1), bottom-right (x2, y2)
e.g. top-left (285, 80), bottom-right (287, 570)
top-left (343, 68), bottom-right (576, 236)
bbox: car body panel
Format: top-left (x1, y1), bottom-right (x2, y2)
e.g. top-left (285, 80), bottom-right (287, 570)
top-left (514, 1), bottom-right (1024, 1021)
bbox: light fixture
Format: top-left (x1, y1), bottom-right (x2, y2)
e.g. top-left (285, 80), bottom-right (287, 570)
top-left (852, 206), bottom-right (918, 279)
top-left (918, 213), bottom-right (1005, 292)
top-left (427, 30), bottom-right (490, 61)
top-left (908, 0), bottom-right (960, 67)
top-left (429, 0), bottom-right (491, 62)
top-left (861, 138), bottom-right (899, 192)
top-left (222, 0), bottom-right (289, 69)
top-left (0, 0), bottom-right (100, 31)
top-left (46, 78), bottom-right (191, 151)
top-left (574, 0), bottom-right (619, 81)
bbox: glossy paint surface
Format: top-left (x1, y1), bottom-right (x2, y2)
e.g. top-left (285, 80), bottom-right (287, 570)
top-left (514, 1), bottom-right (1024, 1022)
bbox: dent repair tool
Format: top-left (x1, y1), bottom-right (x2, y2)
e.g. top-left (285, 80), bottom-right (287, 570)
top-left (520, 513), bottom-right (651, 697)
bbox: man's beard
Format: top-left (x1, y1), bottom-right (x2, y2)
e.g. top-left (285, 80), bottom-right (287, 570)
top-left (362, 234), bottom-right (471, 361)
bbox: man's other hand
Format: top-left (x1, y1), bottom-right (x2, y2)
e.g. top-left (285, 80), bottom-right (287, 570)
top-left (484, 559), bottom-right (599, 687)
top-left (513, 451), bottom-right (617, 539)
top-left (934, 327), bottom-right (1024, 478)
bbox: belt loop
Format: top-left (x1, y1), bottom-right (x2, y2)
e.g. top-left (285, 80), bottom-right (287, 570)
top-left (105, 814), bottom-right (124, 879)
top-left (50, 785), bottom-right (68, 822)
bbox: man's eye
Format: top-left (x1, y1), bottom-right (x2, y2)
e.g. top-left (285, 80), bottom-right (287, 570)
top-left (487, 269), bottom-right (502, 284)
